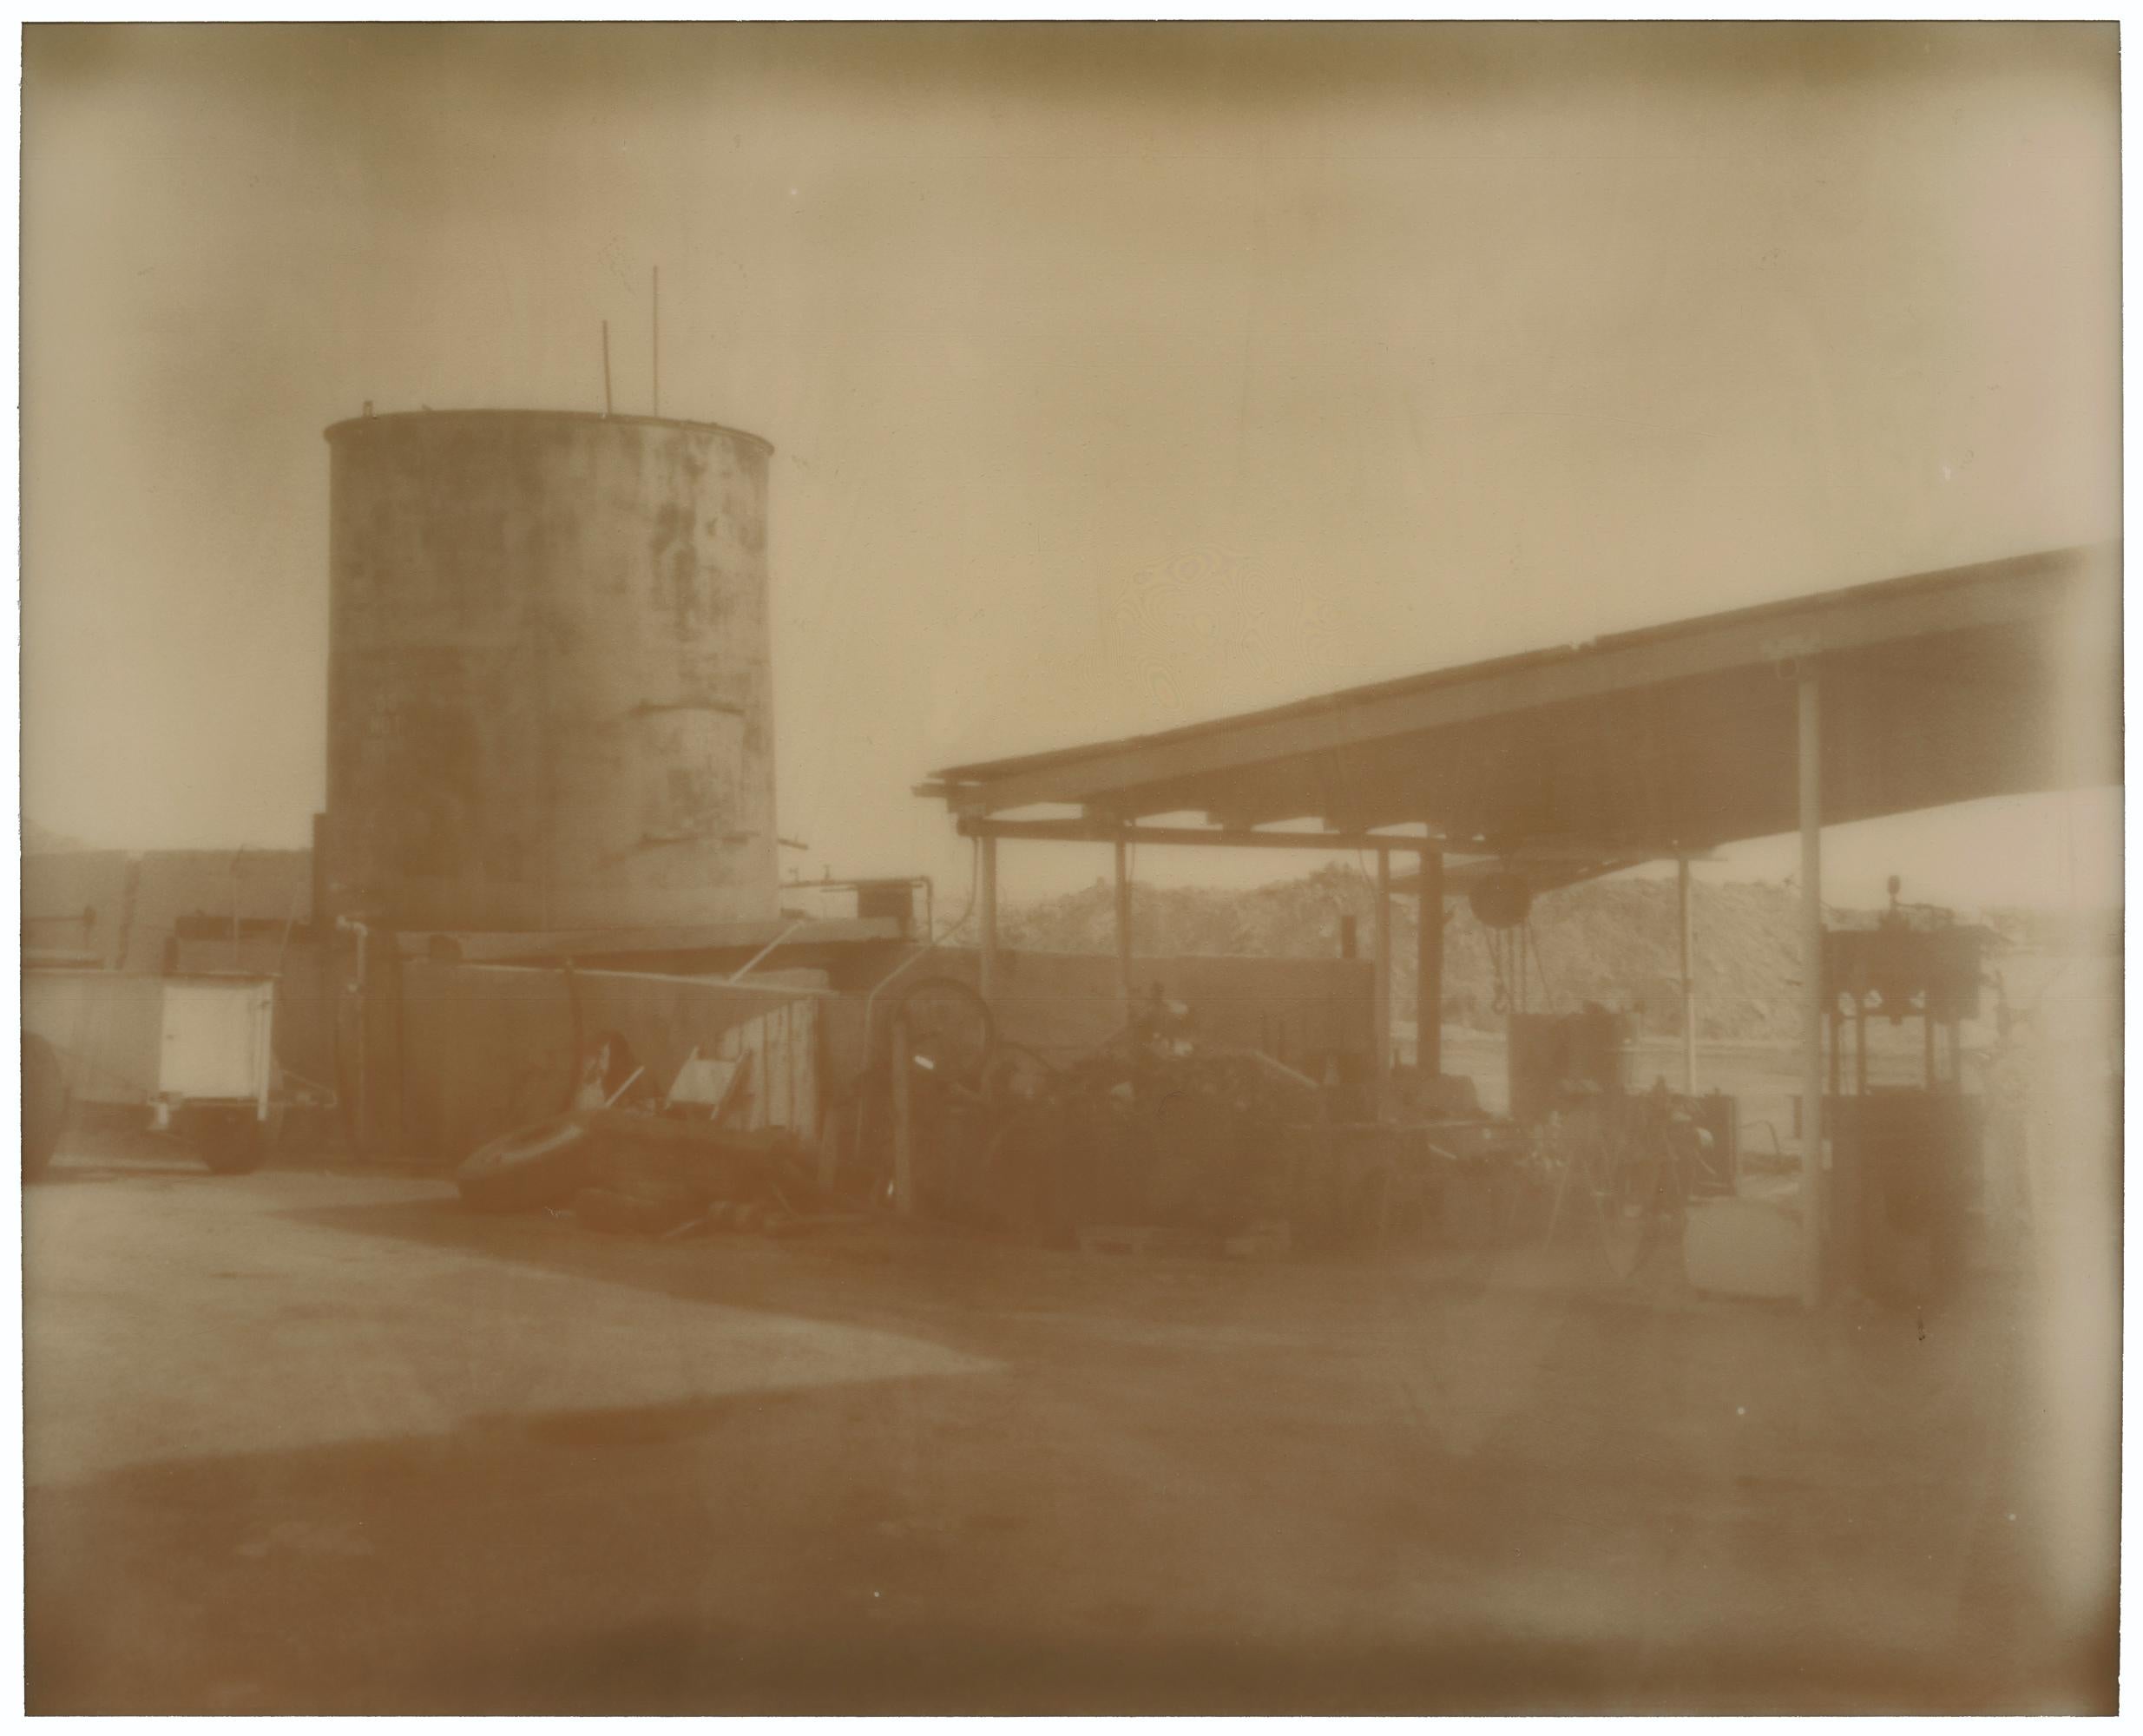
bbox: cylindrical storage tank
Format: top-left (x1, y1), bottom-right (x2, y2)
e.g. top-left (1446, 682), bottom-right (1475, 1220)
top-left (323, 410), bottom-right (778, 932)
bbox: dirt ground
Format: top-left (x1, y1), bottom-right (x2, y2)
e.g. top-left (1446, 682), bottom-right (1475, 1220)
top-left (23, 1136), bottom-right (2116, 1714)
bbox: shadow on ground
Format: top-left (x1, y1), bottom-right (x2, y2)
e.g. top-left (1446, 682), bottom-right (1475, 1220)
top-left (25, 1182), bottom-right (2116, 1713)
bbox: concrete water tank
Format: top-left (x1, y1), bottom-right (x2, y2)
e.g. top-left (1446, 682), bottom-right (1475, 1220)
top-left (323, 410), bottom-right (778, 932)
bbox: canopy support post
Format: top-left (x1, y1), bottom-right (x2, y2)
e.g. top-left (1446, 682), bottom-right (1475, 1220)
top-left (1679, 855), bottom-right (1697, 1095)
top-left (1114, 837), bottom-right (1134, 1023)
top-left (1373, 847), bottom-right (1393, 1090)
top-left (1798, 665), bottom-right (1826, 1309)
top-left (1417, 844), bottom-right (1444, 1082)
top-left (977, 833), bottom-right (999, 1009)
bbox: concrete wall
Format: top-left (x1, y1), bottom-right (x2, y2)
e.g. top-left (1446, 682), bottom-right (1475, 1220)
top-left (24, 849), bottom-right (310, 973)
top-left (23, 851), bottom-right (132, 965)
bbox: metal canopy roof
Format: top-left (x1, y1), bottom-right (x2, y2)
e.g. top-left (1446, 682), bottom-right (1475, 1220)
top-left (922, 543), bottom-right (2120, 867)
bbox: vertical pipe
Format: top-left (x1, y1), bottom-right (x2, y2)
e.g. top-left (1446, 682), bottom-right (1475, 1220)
top-left (977, 834), bottom-right (1000, 1009)
top-left (891, 1014), bottom-right (914, 1217)
top-left (1798, 665), bottom-right (1825, 1309)
top-left (601, 320), bottom-right (613, 418)
top-left (1114, 838), bottom-right (1134, 1021)
top-left (1417, 845), bottom-right (1445, 1080)
top-left (345, 920), bottom-right (370, 1156)
top-left (1373, 848), bottom-right (1392, 1088)
top-left (1678, 855), bottom-right (1697, 1095)
top-left (651, 266), bottom-right (661, 417)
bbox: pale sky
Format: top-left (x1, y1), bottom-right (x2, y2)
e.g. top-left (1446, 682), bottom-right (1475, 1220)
top-left (21, 24), bottom-right (2122, 911)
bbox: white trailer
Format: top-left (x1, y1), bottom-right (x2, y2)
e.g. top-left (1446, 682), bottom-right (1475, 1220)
top-left (22, 967), bottom-right (278, 1177)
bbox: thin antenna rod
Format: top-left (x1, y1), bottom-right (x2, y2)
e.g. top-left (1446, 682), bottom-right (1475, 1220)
top-left (601, 320), bottom-right (613, 418)
top-left (651, 266), bottom-right (661, 417)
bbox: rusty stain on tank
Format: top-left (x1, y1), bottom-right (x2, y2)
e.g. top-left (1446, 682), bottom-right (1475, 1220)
top-left (323, 409), bottom-right (779, 931)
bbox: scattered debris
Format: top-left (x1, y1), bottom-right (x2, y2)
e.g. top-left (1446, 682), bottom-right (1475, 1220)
top-left (455, 1042), bottom-right (845, 1241)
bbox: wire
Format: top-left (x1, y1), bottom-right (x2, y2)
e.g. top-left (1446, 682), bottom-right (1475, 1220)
top-left (1477, 910), bottom-right (1509, 1017)
top-left (931, 835), bottom-right (983, 947)
top-left (845, 834), bottom-right (985, 1180)
top-left (1525, 913), bottom-right (1558, 1008)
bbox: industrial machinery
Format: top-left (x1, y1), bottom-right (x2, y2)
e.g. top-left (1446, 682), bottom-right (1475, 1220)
top-left (1822, 879), bottom-right (1994, 1303)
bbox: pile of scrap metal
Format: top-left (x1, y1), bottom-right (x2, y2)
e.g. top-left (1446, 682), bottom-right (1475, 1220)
top-left (455, 1034), bottom-right (862, 1240)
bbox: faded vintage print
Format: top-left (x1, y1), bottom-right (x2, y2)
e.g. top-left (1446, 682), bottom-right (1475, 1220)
top-left (19, 21), bottom-right (2122, 1714)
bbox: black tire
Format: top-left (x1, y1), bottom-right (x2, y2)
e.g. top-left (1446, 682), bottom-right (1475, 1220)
top-left (195, 1108), bottom-right (266, 1175)
top-left (23, 1036), bottom-right (69, 1181)
top-left (457, 1115), bottom-right (595, 1214)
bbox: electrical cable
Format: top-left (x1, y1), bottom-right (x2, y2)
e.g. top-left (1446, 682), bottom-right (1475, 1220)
top-left (1525, 912), bottom-right (1558, 1008)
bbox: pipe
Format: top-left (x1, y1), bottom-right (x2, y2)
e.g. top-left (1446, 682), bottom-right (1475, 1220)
top-left (335, 916), bottom-right (371, 1154)
top-left (727, 918), bottom-right (807, 984)
top-left (848, 853), bottom-right (975, 1183)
